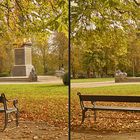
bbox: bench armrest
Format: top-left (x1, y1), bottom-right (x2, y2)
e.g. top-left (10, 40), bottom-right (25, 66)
top-left (91, 101), bottom-right (96, 107)
top-left (77, 92), bottom-right (81, 96)
top-left (7, 99), bottom-right (18, 108)
top-left (13, 99), bottom-right (18, 108)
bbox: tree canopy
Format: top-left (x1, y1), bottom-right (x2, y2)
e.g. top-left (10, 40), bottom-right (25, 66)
top-left (0, 0), bottom-right (68, 75)
top-left (71, 0), bottom-right (140, 78)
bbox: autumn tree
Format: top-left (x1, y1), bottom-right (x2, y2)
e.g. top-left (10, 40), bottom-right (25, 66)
top-left (0, 0), bottom-right (68, 75)
top-left (71, 0), bottom-right (140, 78)
top-left (49, 32), bottom-right (68, 70)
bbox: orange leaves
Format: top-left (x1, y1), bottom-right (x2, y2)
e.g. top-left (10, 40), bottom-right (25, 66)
top-left (71, 100), bottom-right (140, 132)
top-left (19, 98), bottom-right (68, 128)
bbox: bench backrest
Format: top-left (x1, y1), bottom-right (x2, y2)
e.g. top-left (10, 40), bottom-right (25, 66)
top-left (77, 92), bottom-right (140, 103)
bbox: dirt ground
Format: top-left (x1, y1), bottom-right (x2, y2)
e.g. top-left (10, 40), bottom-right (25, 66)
top-left (1, 121), bottom-right (140, 140)
top-left (71, 115), bottom-right (140, 140)
top-left (71, 130), bottom-right (140, 140)
top-left (0, 121), bottom-right (68, 140)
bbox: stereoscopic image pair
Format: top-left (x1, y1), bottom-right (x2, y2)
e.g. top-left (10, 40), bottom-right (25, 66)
top-left (0, 0), bottom-right (140, 140)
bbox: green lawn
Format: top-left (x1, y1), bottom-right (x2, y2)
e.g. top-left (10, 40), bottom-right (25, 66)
top-left (0, 84), bottom-right (68, 98)
top-left (71, 78), bottom-right (114, 83)
top-left (72, 84), bottom-right (140, 96)
top-left (0, 84), bottom-right (68, 127)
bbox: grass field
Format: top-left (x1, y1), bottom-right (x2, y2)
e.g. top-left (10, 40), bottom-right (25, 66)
top-left (71, 78), bottom-right (114, 83)
top-left (71, 84), bottom-right (140, 96)
top-left (0, 84), bottom-right (68, 127)
top-left (1, 83), bottom-right (140, 131)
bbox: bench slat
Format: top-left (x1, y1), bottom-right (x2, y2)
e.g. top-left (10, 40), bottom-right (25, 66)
top-left (94, 106), bottom-right (140, 111)
top-left (79, 95), bottom-right (140, 103)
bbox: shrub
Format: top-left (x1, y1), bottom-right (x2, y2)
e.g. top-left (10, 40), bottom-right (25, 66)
top-left (0, 72), bottom-right (10, 77)
top-left (62, 72), bottom-right (69, 86)
top-left (135, 72), bottom-right (140, 77)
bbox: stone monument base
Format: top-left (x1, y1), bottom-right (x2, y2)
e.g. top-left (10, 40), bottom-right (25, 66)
top-left (11, 43), bottom-right (37, 82)
top-left (0, 76), bottom-right (31, 82)
top-left (12, 65), bottom-right (37, 82)
top-left (12, 65), bottom-right (34, 76)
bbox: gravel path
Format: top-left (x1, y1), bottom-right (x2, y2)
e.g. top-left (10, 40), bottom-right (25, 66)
top-left (0, 76), bottom-right (63, 84)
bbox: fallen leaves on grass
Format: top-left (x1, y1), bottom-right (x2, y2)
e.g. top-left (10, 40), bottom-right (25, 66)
top-left (19, 98), bottom-right (68, 129)
top-left (71, 100), bottom-right (140, 132)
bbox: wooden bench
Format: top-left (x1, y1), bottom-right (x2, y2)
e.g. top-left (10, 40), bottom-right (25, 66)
top-left (0, 93), bottom-right (19, 131)
top-left (77, 92), bottom-right (140, 123)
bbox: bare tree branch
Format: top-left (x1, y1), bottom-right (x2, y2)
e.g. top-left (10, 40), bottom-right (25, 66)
top-left (133, 0), bottom-right (140, 6)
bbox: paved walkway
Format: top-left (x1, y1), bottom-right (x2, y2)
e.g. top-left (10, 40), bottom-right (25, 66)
top-left (0, 76), bottom-right (63, 84)
top-left (1, 76), bottom-right (140, 88)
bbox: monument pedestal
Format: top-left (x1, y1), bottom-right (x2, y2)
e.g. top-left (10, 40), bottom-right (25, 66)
top-left (12, 43), bottom-right (37, 81)
top-left (12, 65), bottom-right (34, 76)
top-left (0, 76), bottom-right (30, 82)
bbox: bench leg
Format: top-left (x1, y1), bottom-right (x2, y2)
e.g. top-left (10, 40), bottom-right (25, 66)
top-left (3, 113), bottom-right (8, 131)
top-left (15, 111), bottom-right (19, 127)
top-left (81, 110), bottom-right (86, 124)
top-left (93, 110), bottom-right (96, 122)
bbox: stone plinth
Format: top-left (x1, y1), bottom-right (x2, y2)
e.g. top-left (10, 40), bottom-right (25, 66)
top-left (12, 65), bottom-right (34, 76)
top-left (12, 43), bottom-right (37, 81)
top-left (14, 46), bottom-right (32, 65)
top-left (0, 76), bottom-right (30, 82)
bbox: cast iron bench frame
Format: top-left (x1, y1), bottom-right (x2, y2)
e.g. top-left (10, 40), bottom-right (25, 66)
top-left (77, 92), bottom-right (140, 123)
top-left (0, 93), bottom-right (19, 131)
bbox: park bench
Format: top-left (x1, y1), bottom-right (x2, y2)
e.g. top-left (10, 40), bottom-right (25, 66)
top-left (0, 93), bottom-right (19, 131)
top-left (77, 92), bottom-right (140, 123)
